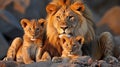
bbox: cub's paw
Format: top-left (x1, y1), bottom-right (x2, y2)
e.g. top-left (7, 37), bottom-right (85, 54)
top-left (3, 57), bottom-right (14, 61)
top-left (52, 57), bottom-right (62, 63)
top-left (104, 56), bottom-right (118, 63)
top-left (25, 60), bottom-right (34, 64)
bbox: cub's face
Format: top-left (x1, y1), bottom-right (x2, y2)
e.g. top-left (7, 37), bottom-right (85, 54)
top-left (61, 36), bottom-right (84, 55)
top-left (20, 18), bottom-right (46, 41)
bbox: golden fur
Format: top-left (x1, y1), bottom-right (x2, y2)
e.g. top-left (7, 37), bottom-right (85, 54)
top-left (3, 37), bottom-right (23, 61)
top-left (4, 18), bottom-right (46, 64)
top-left (45, 0), bottom-right (95, 58)
top-left (46, 0), bottom-right (118, 63)
top-left (52, 36), bottom-right (84, 62)
top-left (61, 36), bottom-right (84, 58)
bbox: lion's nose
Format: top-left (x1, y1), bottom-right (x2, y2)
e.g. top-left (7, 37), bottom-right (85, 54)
top-left (61, 26), bottom-right (68, 30)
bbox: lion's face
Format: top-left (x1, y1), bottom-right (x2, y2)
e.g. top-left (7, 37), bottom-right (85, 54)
top-left (46, 1), bottom-right (95, 44)
top-left (61, 36), bottom-right (84, 55)
top-left (21, 18), bottom-right (46, 41)
top-left (53, 7), bottom-right (79, 36)
top-left (46, 2), bottom-right (90, 38)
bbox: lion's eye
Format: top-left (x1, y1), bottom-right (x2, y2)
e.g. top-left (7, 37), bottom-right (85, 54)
top-left (56, 16), bottom-right (60, 21)
top-left (68, 16), bottom-right (74, 21)
top-left (56, 16), bottom-right (60, 19)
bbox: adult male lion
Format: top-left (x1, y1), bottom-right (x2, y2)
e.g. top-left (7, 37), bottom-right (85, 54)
top-left (45, 0), bottom-right (118, 63)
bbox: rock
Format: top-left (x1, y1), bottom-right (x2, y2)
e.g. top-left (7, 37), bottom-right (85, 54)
top-left (0, 61), bottom-right (19, 67)
top-left (98, 60), bottom-right (112, 67)
top-left (51, 62), bottom-right (80, 67)
top-left (20, 61), bottom-right (52, 67)
top-left (0, 33), bottom-right (9, 60)
top-left (114, 36), bottom-right (120, 58)
top-left (0, 59), bottom-right (120, 67)
top-left (0, 61), bottom-right (6, 67)
top-left (91, 60), bottom-right (112, 67)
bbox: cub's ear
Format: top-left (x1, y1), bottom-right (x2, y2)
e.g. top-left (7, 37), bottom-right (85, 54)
top-left (46, 4), bottom-right (57, 15)
top-left (71, 2), bottom-right (85, 12)
top-left (60, 36), bottom-right (69, 45)
top-left (38, 18), bottom-right (46, 24)
top-left (20, 18), bottom-right (30, 28)
top-left (38, 18), bottom-right (46, 27)
top-left (76, 36), bottom-right (84, 44)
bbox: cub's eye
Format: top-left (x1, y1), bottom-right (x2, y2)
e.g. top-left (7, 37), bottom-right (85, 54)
top-left (66, 44), bottom-right (68, 47)
top-left (36, 28), bottom-right (40, 31)
top-left (29, 28), bottom-right (31, 30)
top-left (73, 44), bottom-right (76, 47)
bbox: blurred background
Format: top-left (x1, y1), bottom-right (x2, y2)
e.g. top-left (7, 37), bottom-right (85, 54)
top-left (0, 0), bottom-right (120, 60)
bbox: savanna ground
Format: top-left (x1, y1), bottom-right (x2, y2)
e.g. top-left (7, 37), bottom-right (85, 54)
top-left (0, 0), bottom-right (120, 67)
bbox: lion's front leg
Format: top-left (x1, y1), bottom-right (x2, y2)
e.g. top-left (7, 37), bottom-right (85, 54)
top-left (99, 32), bottom-right (118, 63)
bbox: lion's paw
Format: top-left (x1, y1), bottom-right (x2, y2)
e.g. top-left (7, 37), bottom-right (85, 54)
top-left (52, 57), bottom-right (62, 63)
top-left (70, 59), bottom-right (80, 64)
top-left (104, 56), bottom-right (118, 63)
top-left (70, 60), bottom-right (79, 64)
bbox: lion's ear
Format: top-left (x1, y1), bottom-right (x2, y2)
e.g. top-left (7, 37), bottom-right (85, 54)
top-left (76, 36), bottom-right (84, 44)
top-left (46, 4), bottom-right (57, 15)
top-left (20, 18), bottom-right (30, 28)
top-left (38, 18), bottom-right (46, 27)
top-left (71, 2), bottom-right (85, 12)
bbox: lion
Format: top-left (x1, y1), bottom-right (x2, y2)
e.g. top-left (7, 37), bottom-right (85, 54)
top-left (45, 0), bottom-right (118, 63)
top-left (52, 35), bottom-right (85, 63)
top-left (3, 18), bottom-right (46, 64)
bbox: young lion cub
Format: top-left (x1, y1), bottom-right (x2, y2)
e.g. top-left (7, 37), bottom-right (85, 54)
top-left (52, 36), bottom-right (84, 63)
top-left (4, 18), bottom-right (46, 64)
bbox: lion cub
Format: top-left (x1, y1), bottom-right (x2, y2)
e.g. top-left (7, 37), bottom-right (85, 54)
top-left (4, 18), bottom-right (46, 64)
top-left (52, 36), bottom-right (84, 63)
